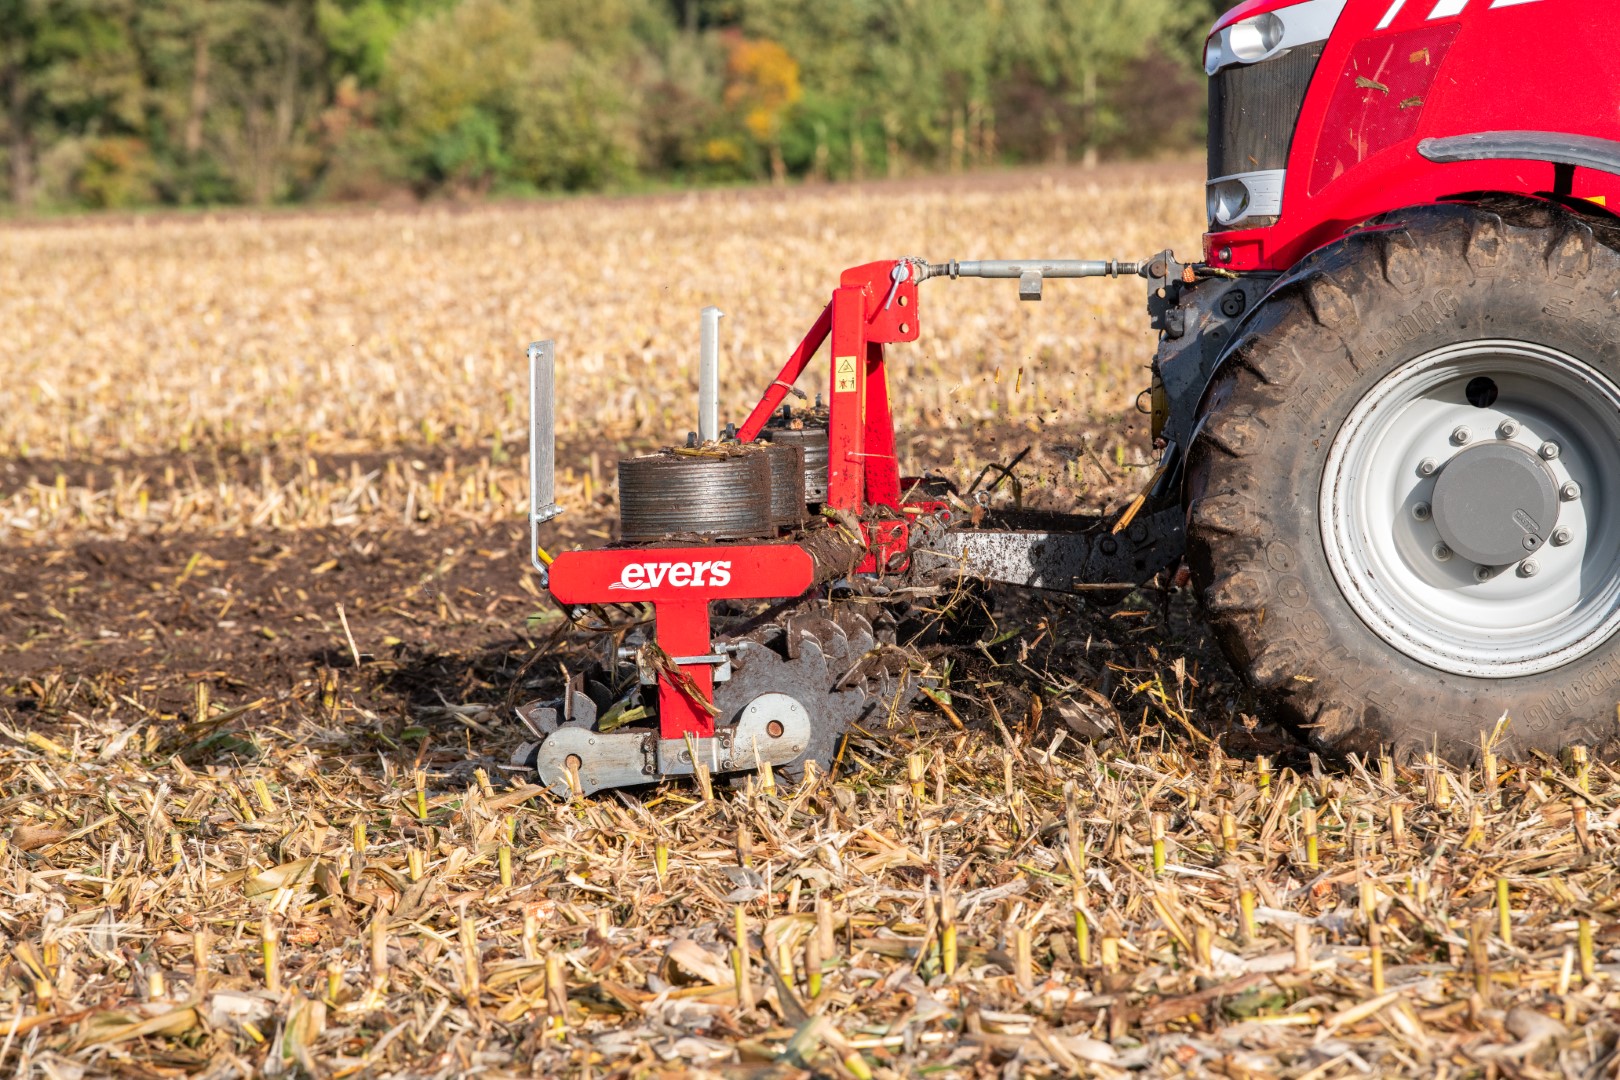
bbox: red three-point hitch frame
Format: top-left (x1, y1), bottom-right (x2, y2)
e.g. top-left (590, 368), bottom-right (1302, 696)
top-left (737, 259), bottom-right (929, 570)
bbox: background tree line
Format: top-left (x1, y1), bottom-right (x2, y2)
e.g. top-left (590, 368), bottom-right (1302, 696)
top-left (0, 0), bottom-right (1235, 212)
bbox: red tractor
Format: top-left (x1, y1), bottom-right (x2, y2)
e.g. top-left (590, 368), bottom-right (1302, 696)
top-left (517, 0), bottom-right (1620, 795)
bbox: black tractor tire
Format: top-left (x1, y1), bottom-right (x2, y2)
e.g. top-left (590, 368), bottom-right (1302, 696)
top-left (1186, 198), bottom-right (1620, 762)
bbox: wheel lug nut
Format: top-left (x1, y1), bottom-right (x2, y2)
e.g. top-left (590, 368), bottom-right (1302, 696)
top-left (1553, 527), bottom-right (1574, 546)
top-left (1474, 565), bottom-right (1493, 582)
top-left (1520, 559), bottom-right (1540, 578)
top-left (1417, 458), bottom-right (1438, 477)
top-left (1451, 426), bottom-right (1472, 445)
top-left (1412, 502), bottom-right (1431, 521)
top-left (1433, 543), bottom-right (1452, 561)
top-left (1561, 481), bottom-right (1581, 501)
top-left (1540, 441), bottom-right (1561, 460)
top-left (1497, 419), bottom-right (1520, 439)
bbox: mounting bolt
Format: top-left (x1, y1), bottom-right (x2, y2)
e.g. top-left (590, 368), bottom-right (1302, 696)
top-left (1417, 458), bottom-right (1439, 477)
top-left (1540, 441), bottom-right (1561, 460)
top-left (1474, 565), bottom-right (1493, 582)
top-left (1519, 559), bottom-right (1540, 578)
top-left (1451, 426), bottom-right (1472, 445)
top-left (1497, 419), bottom-right (1520, 439)
top-left (1562, 481), bottom-right (1582, 501)
top-left (1433, 542), bottom-right (1452, 561)
top-left (1553, 526), bottom-right (1574, 546)
top-left (1412, 501), bottom-right (1432, 521)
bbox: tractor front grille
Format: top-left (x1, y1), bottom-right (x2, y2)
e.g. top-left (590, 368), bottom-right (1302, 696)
top-left (1207, 42), bottom-right (1325, 230)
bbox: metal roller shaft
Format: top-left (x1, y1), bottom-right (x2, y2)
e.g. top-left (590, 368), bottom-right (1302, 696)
top-left (698, 306), bottom-right (722, 443)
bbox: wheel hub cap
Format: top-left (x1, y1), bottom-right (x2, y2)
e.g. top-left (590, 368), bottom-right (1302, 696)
top-left (1430, 443), bottom-right (1557, 566)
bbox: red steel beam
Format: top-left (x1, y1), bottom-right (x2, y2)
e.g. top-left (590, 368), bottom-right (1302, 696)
top-left (735, 302), bottom-right (833, 443)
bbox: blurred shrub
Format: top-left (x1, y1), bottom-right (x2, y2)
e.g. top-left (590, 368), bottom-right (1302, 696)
top-left (77, 138), bottom-right (159, 209)
top-left (384, 0), bottom-right (636, 192)
top-left (0, 0), bottom-right (1236, 210)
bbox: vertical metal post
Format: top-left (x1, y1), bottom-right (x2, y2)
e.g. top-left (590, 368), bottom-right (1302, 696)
top-left (698, 306), bottom-right (723, 443)
top-left (528, 341), bottom-right (562, 581)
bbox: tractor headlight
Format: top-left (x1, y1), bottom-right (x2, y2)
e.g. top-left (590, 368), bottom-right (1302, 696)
top-left (1205, 0), bottom-right (1346, 76)
top-left (1207, 179), bottom-right (1252, 226)
top-left (1205, 171), bottom-right (1286, 228)
top-left (1226, 13), bottom-right (1284, 62)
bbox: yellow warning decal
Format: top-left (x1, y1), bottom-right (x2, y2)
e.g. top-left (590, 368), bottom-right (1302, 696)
top-left (1589, 195), bottom-right (1609, 207)
top-left (834, 355), bottom-right (858, 393)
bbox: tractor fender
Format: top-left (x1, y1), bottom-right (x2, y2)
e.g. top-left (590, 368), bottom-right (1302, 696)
top-left (1419, 131), bottom-right (1620, 179)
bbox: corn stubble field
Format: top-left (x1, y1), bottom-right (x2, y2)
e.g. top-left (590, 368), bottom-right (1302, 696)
top-left (2, 165), bottom-right (1618, 1079)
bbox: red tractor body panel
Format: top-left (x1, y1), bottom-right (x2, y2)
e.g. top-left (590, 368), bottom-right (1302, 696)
top-left (1207, 0), bottom-right (1620, 272)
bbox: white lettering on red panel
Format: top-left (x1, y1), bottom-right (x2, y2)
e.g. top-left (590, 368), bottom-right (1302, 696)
top-left (608, 560), bottom-right (733, 591)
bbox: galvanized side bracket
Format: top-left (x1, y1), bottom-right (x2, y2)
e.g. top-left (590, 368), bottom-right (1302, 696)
top-left (528, 340), bottom-right (564, 582)
top-left (530, 692), bottom-right (812, 797)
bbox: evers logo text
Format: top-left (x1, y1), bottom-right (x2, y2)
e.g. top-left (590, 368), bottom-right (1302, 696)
top-left (608, 560), bottom-right (733, 591)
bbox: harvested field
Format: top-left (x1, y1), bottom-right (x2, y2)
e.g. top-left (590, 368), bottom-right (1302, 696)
top-left (3, 165), bottom-right (1619, 1078)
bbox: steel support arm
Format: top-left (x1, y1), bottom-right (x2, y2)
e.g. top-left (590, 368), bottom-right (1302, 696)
top-left (736, 303), bottom-right (833, 443)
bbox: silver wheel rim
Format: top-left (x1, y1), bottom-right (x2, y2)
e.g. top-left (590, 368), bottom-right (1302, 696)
top-left (1321, 339), bottom-right (1620, 678)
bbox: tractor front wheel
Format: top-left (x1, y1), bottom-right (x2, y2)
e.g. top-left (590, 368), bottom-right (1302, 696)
top-left (1187, 199), bottom-right (1620, 761)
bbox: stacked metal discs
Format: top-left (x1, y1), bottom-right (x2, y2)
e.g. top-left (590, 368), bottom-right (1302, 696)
top-left (762, 425), bottom-right (829, 504)
top-left (618, 450), bottom-right (772, 541)
top-left (762, 442), bottom-right (806, 527)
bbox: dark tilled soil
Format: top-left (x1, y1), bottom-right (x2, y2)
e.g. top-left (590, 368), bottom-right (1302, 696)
top-left (1, 426), bottom-right (1285, 775)
top-left (0, 517), bottom-right (615, 753)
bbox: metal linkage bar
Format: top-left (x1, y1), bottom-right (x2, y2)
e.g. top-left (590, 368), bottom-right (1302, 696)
top-left (926, 259), bottom-right (1145, 280)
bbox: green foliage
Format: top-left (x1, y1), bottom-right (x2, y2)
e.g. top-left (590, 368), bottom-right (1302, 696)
top-left (0, 0), bottom-right (1242, 211)
top-left (317, 0), bottom-right (447, 85)
top-left (74, 135), bottom-right (155, 206)
top-left (382, 0), bottom-right (637, 192)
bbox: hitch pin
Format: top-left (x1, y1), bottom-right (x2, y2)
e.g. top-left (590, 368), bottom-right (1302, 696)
top-left (882, 261), bottom-right (908, 310)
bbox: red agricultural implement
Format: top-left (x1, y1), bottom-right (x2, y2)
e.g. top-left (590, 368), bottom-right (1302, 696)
top-left (516, 0), bottom-right (1620, 796)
